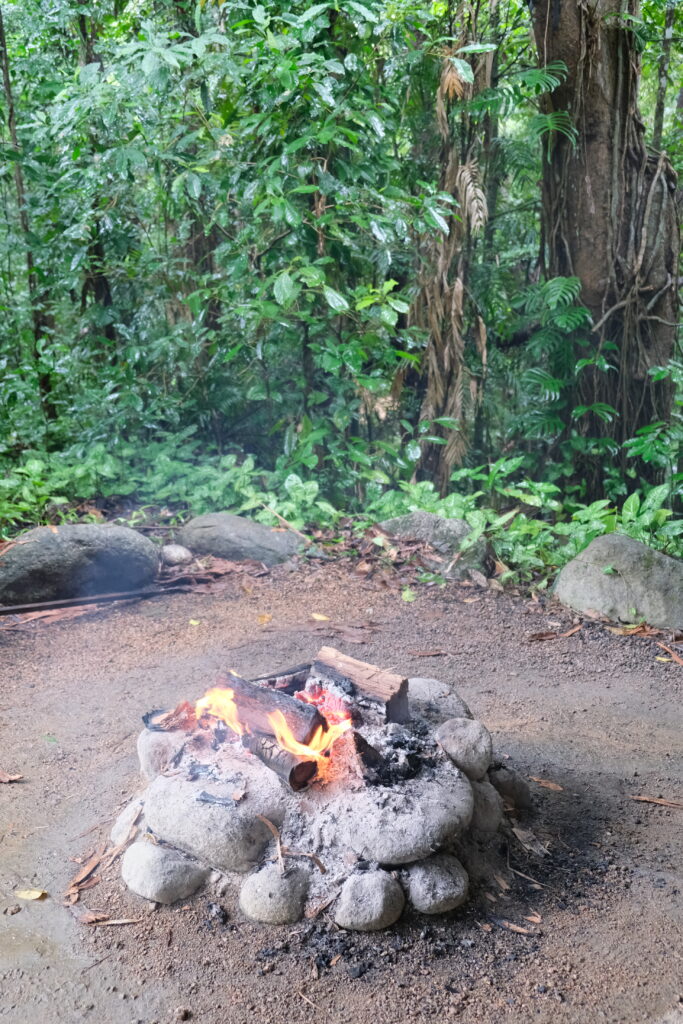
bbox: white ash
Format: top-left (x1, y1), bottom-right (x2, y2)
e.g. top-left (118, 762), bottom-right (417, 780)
top-left (119, 674), bottom-right (528, 930)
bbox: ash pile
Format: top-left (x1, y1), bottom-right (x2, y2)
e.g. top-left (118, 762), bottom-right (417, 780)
top-left (114, 648), bottom-right (531, 931)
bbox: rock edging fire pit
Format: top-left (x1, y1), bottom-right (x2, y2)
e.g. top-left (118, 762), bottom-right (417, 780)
top-left (113, 650), bottom-right (530, 931)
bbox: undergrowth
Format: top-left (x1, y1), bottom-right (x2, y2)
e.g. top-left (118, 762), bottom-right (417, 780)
top-left (1, 446), bottom-right (681, 587)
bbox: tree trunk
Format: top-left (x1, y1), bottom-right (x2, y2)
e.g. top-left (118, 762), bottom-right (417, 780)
top-left (532, 0), bottom-right (680, 497)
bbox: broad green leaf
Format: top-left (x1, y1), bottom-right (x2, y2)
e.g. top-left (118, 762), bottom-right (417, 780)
top-left (273, 272), bottom-right (297, 307)
top-left (323, 286), bottom-right (349, 312)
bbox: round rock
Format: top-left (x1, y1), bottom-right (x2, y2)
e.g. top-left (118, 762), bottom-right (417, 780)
top-left (142, 766), bottom-right (287, 873)
top-left (239, 864), bottom-right (309, 925)
top-left (0, 524), bottom-right (158, 604)
top-left (122, 841), bottom-right (208, 904)
top-left (336, 763), bottom-right (473, 865)
top-left (488, 764), bottom-right (533, 811)
top-left (406, 854), bottom-right (469, 914)
top-left (137, 728), bottom-right (186, 782)
top-left (161, 544), bottom-right (193, 567)
top-left (334, 871), bottom-right (405, 931)
top-left (177, 513), bottom-right (301, 566)
top-left (408, 678), bottom-right (473, 720)
top-left (470, 778), bottom-right (504, 833)
top-left (435, 718), bottom-right (492, 780)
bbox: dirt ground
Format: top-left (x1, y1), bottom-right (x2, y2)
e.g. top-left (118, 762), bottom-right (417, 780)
top-left (1, 561), bottom-right (682, 1024)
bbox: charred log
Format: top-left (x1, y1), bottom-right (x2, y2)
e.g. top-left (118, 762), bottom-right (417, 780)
top-left (241, 733), bottom-right (318, 791)
top-left (209, 670), bottom-right (326, 745)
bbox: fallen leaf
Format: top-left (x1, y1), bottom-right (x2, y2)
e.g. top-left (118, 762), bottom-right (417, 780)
top-left (528, 624), bottom-right (582, 642)
top-left (77, 910), bottom-right (110, 925)
top-left (476, 921), bottom-right (492, 932)
top-left (484, 891), bottom-right (498, 903)
top-left (488, 578), bottom-right (505, 592)
top-left (529, 776), bottom-right (563, 792)
top-left (401, 587), bottom-right (417, 603)
top-left (469, 569), bottom-right (488, 588)
top-left (523, 911), bottom-right (542, 924)
top-left (656, 656), bottom-right (672, 663)
top-left (655, 642), bottom-right (683, 667)
top-left (493, 559), bottom-right (509, 577)
top-left (0, 771), bottom-right (23, 784)
top-left (463, 597), bottom-right (480, 604)
top-left (512, 827), bottom-right (549, 857)
top-left (15, 889), bottom-right (47, 901)
top-left (188, 619), bottom-right (200, 626)
top-left (493, 872), bottom-right (511, 892)
top-left (310, 613), bottom-right (330, 621)
top-left (629, 794), bottom-right (683, 809)
top-left (330, 953), bottom-right (342, 966)
top-left (257, 613), bottom-right (273, 625)
top-left (491, 917), bottom-right (535, 935)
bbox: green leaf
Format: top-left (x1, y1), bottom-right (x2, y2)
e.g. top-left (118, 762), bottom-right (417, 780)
top-left (449, 57), bottom-right (474, 85)
top-left (323, 286), bottom-right (349, 312)
top-left (347, 1), bottom-right (379, 23)
top-left (401, 586), bottom-right (417, 603)
top-left (299, 4), bottom-right (329, 23)
top-left (273, 272), bottom-right (298, 307)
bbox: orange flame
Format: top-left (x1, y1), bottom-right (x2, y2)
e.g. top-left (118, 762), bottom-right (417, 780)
top-left (195, 687), bottom-right (244, 736)
top-left (194, 686), bottom-right (352, 760)
top-left (267, 709), bottom-right (352, 760)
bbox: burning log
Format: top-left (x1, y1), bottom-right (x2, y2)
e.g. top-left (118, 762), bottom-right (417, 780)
top-left (201, 670), bottom-right (326, 746)
top-left (241, 733), bottom-right (318, 791)
top-left (312, 648), bottom-right (410, 724)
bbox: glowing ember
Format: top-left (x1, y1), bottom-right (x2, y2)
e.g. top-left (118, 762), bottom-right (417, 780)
top-left (195, 685), bottom-right (352, 761)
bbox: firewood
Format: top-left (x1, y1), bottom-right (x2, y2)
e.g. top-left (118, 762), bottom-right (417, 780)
top-left (312, 647), bottom-right (409, 723)
top-left (206, 670), bottom-right (325, 745)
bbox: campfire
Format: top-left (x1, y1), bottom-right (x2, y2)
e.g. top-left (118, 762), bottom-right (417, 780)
top-left (115, 649), bottom-right (530, 931)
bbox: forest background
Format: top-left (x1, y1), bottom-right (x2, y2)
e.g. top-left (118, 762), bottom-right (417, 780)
top-left (0, 0), bottom-right (681, 586)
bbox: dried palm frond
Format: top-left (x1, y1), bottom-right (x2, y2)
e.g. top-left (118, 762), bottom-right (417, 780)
top-left (456, 161), bottom-right (488, 235)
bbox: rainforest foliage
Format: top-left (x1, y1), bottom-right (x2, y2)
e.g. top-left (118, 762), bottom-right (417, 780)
top-left (0, 0), bottom-right (681, 577)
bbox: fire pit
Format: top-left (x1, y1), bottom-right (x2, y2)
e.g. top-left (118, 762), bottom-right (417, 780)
top-left (114, 649), bottom-right (530, 931)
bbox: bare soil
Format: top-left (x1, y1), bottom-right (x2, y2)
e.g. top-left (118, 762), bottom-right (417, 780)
top-left (1, 561), bottom-right (682, 1024)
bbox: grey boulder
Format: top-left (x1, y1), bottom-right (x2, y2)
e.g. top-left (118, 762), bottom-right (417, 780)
top-left (408, 678), bottom-right (473, 721)
top-left (337, 764), bottom-right (473, 865)
top-left (121, 841), bottom-right (208, 904)
top-left (239, 864), bottom-right (309, 925)
top-left (0, 524), bottom-right (158, 604)
top-left (177, 513), bottom-right (302, 566)
top-left (554, 534), bottom-right (683, 629)
top-left (406, 854), bottom-right (469, 914)
top-left (334, 871), bottom-right (405, 931)
top-left (470, 779), bottom-right (504, 834)
top-left (379, 511), bottom-right (486, 576)
top-left (137, 728), bottom-right (186, 782)
top-left (435, 718), bottom-right (492, 780)
top-left (142, 767), bottom-right (287, 874)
